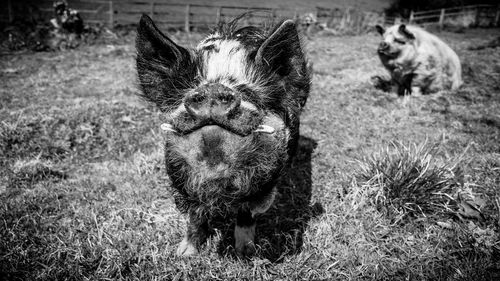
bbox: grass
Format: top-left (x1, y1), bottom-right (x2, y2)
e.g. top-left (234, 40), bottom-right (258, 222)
top-left (356, 140), bottom-right (462, 224)
top-left (1, 27), bottom-right (500, 280)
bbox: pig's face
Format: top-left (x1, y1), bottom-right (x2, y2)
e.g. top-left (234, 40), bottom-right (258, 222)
top-left (375, 24), bottom-right (417, 61)
top-left (136, 15), bottom-right (310, 212)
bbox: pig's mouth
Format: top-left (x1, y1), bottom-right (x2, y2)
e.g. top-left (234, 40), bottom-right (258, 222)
top-left (377, 48), bottom-right (399, 57)
top-left (161, 104), bottom-right (289, 206)
top-left (160, 109), bottom-right (275, 137)
top-left (161, 122), bottom-right (275, 136)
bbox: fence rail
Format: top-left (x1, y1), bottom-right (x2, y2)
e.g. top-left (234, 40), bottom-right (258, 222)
top-left (3, 1), bottom-right (499, 32)
top-left (1, 0), bottom-right (295, 31)
top-left (409, 4), bottom-right (500, 28)
top-left (316, 6), bottom-right (385, 34)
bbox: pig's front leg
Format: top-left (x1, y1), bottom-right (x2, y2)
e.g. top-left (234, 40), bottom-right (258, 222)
top-left (177, 213), bottom-right (209, 256)
top-left (234, 188), bottom-right (276, 256)
top-left (235, 207), bottom-right (256, 256)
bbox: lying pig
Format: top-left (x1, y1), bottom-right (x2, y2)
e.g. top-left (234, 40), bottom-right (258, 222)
top-left (375, 24), bottom-right (462, 95)
top-left (135, 15), bottom-right (310, 256)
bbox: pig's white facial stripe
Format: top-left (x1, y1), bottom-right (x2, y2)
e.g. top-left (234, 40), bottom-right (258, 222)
top-left (200, 40), bottom-right (248, 82)
top-left (196, 39), bottom-right (269, 110)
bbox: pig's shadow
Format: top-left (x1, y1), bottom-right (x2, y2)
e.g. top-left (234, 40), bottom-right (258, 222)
top-left (214, 135), bottom-right (323, 262)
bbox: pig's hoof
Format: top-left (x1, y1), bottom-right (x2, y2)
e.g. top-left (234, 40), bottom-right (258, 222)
top-left (176, 237), bottom-right (198, 257)
top-left (411, 87), bottom-right (423, 96)
top-left (236, 240), bottom-right (256, 257)
top-left (235, 225), bottom-right (256, 257)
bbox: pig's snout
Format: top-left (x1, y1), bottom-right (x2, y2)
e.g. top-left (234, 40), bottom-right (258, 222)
top-left (378, 41), bottom-right (390, 51)
top-left (184, 83), bottom-right (241, 120)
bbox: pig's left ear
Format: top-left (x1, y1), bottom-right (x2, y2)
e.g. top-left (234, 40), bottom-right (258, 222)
top-left (136, 14), bottom-right (196, 110)
top-left (398, 24), bottom-right (415, 40)
top-left (375, 25), bottom-right (385, 36)
top-left (256, 20), bottom-right (306, 77)
top-left (136, 14), bottom-right (191, 66)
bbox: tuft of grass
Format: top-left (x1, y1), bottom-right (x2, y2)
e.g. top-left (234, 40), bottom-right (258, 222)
top-left (357, 140), bottom-right (464, 224)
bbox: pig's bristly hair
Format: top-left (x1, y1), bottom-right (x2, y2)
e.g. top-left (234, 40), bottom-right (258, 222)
top-left (200, 16), bottom-right (309, 117)
top-left (166, 132), bottom-right (288, 216)
top-left (135, 14), bottom-right (311, 218)
top-left (213, 12), bottom-right (276, 42)
top-left (137, 13), bottom-right (309, 114)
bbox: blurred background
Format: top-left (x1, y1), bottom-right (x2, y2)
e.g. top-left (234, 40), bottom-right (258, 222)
top-left (1, 0), bottom-right (499, 51)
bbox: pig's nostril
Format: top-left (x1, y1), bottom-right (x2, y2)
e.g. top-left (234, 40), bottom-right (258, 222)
top-left (184, 84), bottom-right (241, 119)
top-left (219, 94), bottom-right (234, 104)
top-left (190, 94), bottom-right (205, 104)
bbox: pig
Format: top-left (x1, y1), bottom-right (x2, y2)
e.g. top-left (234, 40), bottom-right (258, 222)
top-left (375, 24), bottom-right (462, 95)
top-left (135, 14), bottom-right (310, 256)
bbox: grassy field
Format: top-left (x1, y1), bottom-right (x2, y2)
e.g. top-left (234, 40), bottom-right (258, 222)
top-left (1, 27), bottom-right (500, 280)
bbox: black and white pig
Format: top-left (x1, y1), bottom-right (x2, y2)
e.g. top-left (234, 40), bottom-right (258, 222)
top-left (375, 24), bottom-right (462, 95)
top-left (135, 14), bottom-right (311, 256)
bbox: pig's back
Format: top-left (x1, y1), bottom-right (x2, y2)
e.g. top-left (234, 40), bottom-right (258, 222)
top-left (410, 26), bottom-right (462, 87)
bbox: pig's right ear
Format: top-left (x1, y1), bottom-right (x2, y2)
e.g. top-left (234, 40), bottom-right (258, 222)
top-left (136, 14), bottom-right (188, 66)
top-left (375, 25), bottom-right (385, 36)
top-left (136, 15), bottom-right (196, 110)
top-left (398, 24), bottom-right (415, 40)
top-left (256, 20), bottom-right (307, 78)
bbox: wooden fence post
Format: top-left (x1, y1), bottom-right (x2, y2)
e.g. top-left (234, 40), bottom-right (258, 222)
top-left (409, 10), bottom-right (414, 24)
top-left (150, 2), bottom-right (155, 19)
top-left (108, 1), bottom-right (113, 28)
top-left (184, 4), bottom-right (190, 33)
top-left (439, 8), bottom-right (445, 29)
top-left (495, 6), bottom-right (500, 27)
top-left (474, 6), bottom-right (480, 26)
top-left (8, 0), bottom-right (13, 22)
top-left (216, 6), bottom-right (222, 24)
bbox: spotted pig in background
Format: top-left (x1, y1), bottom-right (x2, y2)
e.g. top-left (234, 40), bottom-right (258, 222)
top-left (375, 24), bottom-right (462, 95)
top-left (135, 15), bottom-right (310, 256)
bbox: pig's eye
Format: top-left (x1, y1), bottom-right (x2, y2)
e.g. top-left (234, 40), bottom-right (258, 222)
top-left (394, 39), bottom-right (405, 44)
top-left (236, 84), bottom-right (260, 105)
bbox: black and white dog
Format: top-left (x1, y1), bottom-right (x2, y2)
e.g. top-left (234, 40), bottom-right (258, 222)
top-left (136, 14), bottom-right (310, 256)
